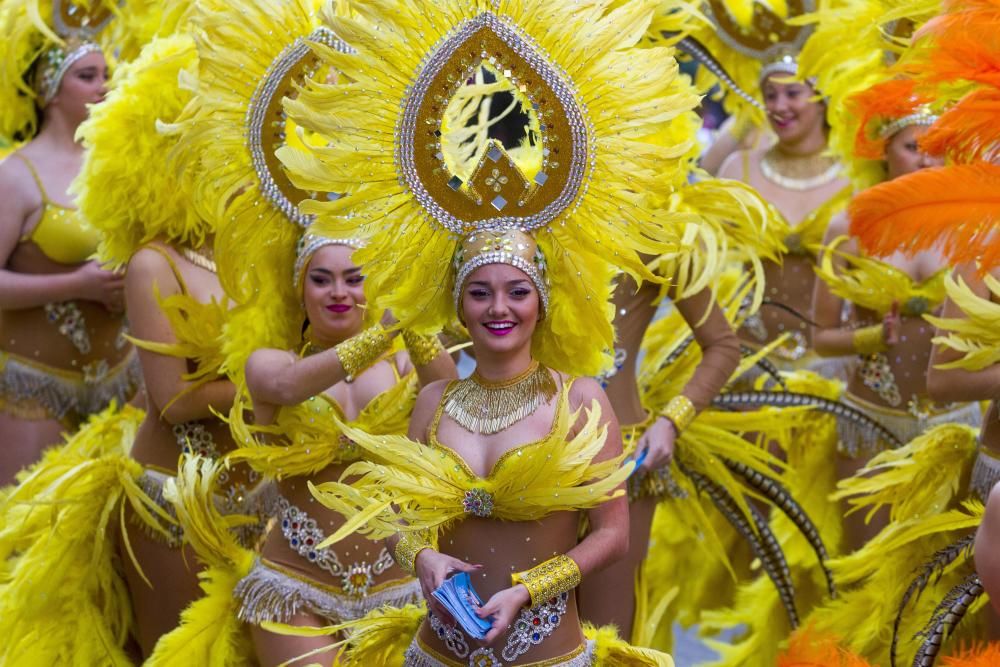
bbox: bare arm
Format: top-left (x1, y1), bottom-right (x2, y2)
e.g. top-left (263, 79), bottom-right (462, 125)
top-left (975, 482), bottom-right (1000, 615)
top-left (397, 337), bottom-right (459, 387)
top-left (927, 264), bottom-right (1000, 403)
top-left (0, 156), bottom-right (122, 310)
top-left (125, 247), bottom-right (235, 424)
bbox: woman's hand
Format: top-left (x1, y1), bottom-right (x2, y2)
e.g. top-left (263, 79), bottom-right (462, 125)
top-left (74, 260), bottom-right (125, 311)
top-left (415, 549), bottom-right (482, 623)
top-left (635, 416), bottom-right (677, 473)
top-left (477, 584), bottom-right (531, 644)
top-left (882, 301), bottom-right (901, 347)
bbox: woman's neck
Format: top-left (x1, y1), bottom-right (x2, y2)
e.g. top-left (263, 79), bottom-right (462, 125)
top-left (34, 112), bottom-right (84, 152)
top-left (773, 129), bottom-right (827, 158)
top-left (473, 346), bottom-right (534, 382)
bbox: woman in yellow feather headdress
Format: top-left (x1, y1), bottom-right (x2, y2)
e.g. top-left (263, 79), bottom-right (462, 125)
top-left (243, 0), bottom-right (756, 663)
top-left (0, 0), bottom-right (141, 485)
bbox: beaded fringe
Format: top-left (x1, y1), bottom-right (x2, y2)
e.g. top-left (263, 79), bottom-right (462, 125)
top-left (235, 559), bottom-right (422, 625)
top-left (836, 395), bottom-right (981, 459)
top-left (971, 448), bottom-right (1000, 502)
top-left (0, 351), bottom-right (141, 420)
top-left (404, 638), bottom-right (596, 667)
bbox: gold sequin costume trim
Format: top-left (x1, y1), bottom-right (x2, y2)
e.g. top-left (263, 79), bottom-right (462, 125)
top-left (970, 447), bottom-right (1000, 502)
top-left (405, 634), bottom-right (593, 667)
top-left (0, 349), bottom-right (141, 423)
top-left (836, 392), bottom-right (982, 459)
top-left (133, 468), bottom-right (275, 549)
top-left (234, 557), bottom-right (421, 625)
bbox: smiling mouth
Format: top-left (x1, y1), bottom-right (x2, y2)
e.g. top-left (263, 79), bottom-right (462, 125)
top-left (327, 304), bottom-right (351, 313)
top-left (483, 321), bottom-right (516, 336)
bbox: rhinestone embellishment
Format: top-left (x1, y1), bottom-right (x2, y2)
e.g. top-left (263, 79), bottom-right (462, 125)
top-left (462, 488), bottom-right (495, 517)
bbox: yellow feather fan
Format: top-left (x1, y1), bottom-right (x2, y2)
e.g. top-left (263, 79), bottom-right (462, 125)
top-left (282, 0), bottom-right (725, 377)
top-left (926, 272), bottom-right (1000, 371)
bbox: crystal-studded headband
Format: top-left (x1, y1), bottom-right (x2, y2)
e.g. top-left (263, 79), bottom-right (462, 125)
top-left (878, 110), bottom-right (939, 139)
top-left (452, 228), bottom-right (549, 315)
top-left (294, 233), bottom-right (365, 293)
top-left (759, 52), bottom-right (799, 85)
top-left (37, 41), bottom-right (102, 103)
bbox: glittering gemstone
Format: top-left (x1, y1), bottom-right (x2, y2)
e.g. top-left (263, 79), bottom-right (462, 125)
top-left (491, 195), bottom-right (508, 210)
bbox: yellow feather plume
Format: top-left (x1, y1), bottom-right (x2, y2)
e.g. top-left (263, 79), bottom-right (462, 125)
top-left (927, 273), bottom-right (1000, 371)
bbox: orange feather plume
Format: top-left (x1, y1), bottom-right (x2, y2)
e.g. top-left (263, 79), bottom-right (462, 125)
top-left (778, 628), bottom-right (876, 667)
top-left (848, 163), bottom-right (1000, 268)
top-left (848, 79), bottom-right (931, 160)
top-left (920, 88), bottom-right (1000, 161)
top-left (906, 0), bottom-right (1000, 92)
top-left (942, 642), bottom-right (1000, 666)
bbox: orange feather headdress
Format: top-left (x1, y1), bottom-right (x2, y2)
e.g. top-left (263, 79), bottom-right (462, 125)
top-left (847, 78), bottom-right (937, 160)
top-left (778, 627), bottom-right (876, 667)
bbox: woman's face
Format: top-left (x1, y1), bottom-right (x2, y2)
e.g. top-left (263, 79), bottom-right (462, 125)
top-left (303, 244), bottom-right (365, 342)
top-left (48, 51), bottom-right (108, 121)
top-left (461, 263), bottom-right (540, 357)
top-left (885, 124), bottom-right (943, 180)
top-left (762, 77), bottom-right (825, 145)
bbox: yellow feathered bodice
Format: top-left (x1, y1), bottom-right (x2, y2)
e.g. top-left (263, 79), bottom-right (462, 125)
top-left (228, 365), bottom-right (419, 479)
top-left (815, 235), bottom-right (947, 317)
top-left (309, 377), bottom-right (632, 548)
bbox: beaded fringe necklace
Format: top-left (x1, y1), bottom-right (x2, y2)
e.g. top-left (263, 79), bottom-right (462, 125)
top-left (443, 360), bottom-right (557, 435)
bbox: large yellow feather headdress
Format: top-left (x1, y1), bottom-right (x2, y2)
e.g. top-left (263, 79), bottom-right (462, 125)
top-left (648, 0), bottom-right (817, 130)
top-left (72, 31), bottom-right (201, 269)
top-left (281, 0), bottom-right (718, 377)
top-left (0, 0), bottom-right (118, 142)
top-left (793, 0), bottom-right (941, 188)
top-left (169, 0), bottom-right (350, 380)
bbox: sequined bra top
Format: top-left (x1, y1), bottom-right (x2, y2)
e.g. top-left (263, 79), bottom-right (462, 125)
top-left (308, 376), bottom-right (633, 543)
top-left (14, 154), bottom-right (99, 265)
top-left (228, 355), bottom-right (418, 479)
top-left (816, 235), bottom-right (948, 317)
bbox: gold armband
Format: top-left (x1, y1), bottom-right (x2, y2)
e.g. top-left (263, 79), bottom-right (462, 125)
top-left (664, 395), bottom-right (696, 433)
top-left (511, 554), bottom-right (581, 607)
top-left (402, 329), bottom-right (445, 367)
top-left (853, 324), bottom-right (888, 355)
top-left (394, 531), bottom-right (433, 575)
top-left (334, 325), bottom-right (391, 381)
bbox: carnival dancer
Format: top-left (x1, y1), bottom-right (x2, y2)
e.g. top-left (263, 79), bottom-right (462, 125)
top-left (0, 0), bottom-right (140, 485)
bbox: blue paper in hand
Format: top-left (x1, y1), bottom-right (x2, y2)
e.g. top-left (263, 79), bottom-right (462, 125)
top-left (625, 446), bottom-right (648, 478)
top-left (431, 571), bottom-right (494, 640)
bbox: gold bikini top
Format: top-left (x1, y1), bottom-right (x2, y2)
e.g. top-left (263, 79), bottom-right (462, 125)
top-left (308, 376), bottom-right (633, 545)
top-left (228, 354), bottom-right (418, 479)
top-left (14, 154), bottom-right (99, 265)
top-left (816, 235), bottom-right (948, 317)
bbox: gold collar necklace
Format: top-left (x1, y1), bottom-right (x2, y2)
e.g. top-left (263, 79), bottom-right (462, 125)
top-left (760, 148), bottom-right (841, 192)
top-left (180, 246), bottom-right (217, 274)
top-left (443, 360), bottom-right (558, 435)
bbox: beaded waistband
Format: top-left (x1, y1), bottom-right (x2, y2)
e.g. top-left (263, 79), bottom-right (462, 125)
top-left (0, 349), bottom-right (141, 421)
top-left (405, 635), bottom-right (594, 667)
top-left (235, 557), bottom-right (421, 625)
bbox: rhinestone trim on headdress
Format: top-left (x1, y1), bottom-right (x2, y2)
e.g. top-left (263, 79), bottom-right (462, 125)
top-left (396, 11), bottom-right (593, 235)
top-left (451, 229), bottom-right (549, 313)
top-left (293, 233), bottom-right (365, 292)
top-left (246, 26), bottom-right (353, 229)
top-left (39, 41), bottom-right (101, 103)
top-left (879, 111), bottom-right (939, 139)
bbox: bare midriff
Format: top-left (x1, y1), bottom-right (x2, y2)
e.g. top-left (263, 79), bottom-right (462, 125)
top-left (737, 256), bottom-right (814, 353)
top-left (417, 512), bottom-right (586, 663)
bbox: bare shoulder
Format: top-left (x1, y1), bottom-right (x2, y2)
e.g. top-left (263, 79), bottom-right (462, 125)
top-left (126, 243), bottom-right (179, 286)
top-left (717, 148), bottom-right (754, 182)
top-left (566, 375), bottom-right (609, 411)
top-left (0, 152), bottom-right (40, 216)
top-left (415, 378), bottom-right (451, 412)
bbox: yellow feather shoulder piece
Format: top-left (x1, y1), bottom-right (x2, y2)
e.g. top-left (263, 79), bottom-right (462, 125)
top-left (310, 385), bottom-right (630, 545)
top-left (815, 235), bottom-right (947, 317)
top-left (73, 33), bottom-right (203, 269)
top-left (926, 272), bottom-right (1000, 371)
top-left (228, 370), bottom-right (418, 479)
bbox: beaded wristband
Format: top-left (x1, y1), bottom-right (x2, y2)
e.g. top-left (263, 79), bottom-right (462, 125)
top-left (393, 531), bottom-right (433, 575)
top-left (511, 554), bottom-right (581, 607)
top-left (664, 395), bottom-right (696, 433)
top-left (853, 324), bottom-right (888, 355)
top-left (334, 324), bottom-right (391, 382)
top-left (402, 329), bottom-right (446, 367)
